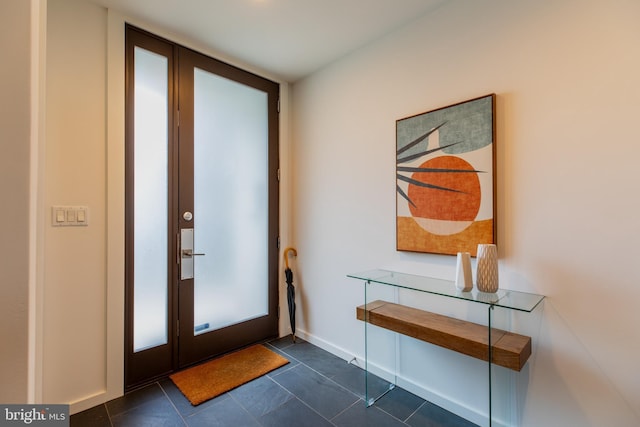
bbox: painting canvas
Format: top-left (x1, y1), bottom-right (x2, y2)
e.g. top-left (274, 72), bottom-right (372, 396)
top-left (396, 94), bottom-right (496, 256)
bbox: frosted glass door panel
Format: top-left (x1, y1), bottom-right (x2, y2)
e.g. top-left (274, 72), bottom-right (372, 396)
top-left (193, 68), bottom-right (269, 335)
top-left (133, 47), bottom-right (169, 352)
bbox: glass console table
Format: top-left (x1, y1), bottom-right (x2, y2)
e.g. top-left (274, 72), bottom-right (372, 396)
top-left (348, 269), bottom-right (545, 427)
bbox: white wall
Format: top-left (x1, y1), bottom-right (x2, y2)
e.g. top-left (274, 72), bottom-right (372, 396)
top-left (292, 0), bottom-right (640, 426)
top-left (0, 0), bottom-right (33, 404)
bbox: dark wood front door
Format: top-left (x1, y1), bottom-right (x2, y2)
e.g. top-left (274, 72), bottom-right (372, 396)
top-left (124, 26), bottom-right (279, 390)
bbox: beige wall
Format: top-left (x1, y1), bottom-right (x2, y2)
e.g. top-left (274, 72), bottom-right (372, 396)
top-left (0, 0), bottom-right (32, 404)
top-left (44, 0), bottom-right (108, 406)
top-left (292, 0), bottom-right (640, 426)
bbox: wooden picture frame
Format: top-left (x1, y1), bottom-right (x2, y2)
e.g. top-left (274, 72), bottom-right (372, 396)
top-left (396, 94), bottom-right (496, 256)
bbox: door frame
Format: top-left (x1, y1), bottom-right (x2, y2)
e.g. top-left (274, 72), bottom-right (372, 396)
top-left (124, 27), bottom-right (178, 389)
top-left (123, 25), bottom-right (280, 391)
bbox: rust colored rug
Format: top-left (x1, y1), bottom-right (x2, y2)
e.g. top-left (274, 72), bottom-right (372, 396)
top-left (170, 344), bottom-right (289, 406)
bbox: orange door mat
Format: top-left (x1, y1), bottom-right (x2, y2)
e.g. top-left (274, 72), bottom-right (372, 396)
top-left (170, 344), bottom-right (289, 406)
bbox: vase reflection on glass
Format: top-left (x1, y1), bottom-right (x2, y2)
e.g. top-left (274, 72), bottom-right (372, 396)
top-left (476, 244), bottom-right (499, 293)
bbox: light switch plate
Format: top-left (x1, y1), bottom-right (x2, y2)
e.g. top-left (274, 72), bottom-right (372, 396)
top-left (52, 206), bottom-right (89, 227)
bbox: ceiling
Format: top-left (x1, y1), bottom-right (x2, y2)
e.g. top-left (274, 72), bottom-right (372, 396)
top-left (84, 0), bottom-right (447, 82)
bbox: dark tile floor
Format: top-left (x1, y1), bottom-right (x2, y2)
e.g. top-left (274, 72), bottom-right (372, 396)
top-left (71, 336), bottom-right (477, 427)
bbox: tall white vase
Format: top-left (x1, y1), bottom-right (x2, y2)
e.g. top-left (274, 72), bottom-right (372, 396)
top-left (455, 252), bottom-right (473, 292)
top-left (476, 244), bottom-right (499, 293)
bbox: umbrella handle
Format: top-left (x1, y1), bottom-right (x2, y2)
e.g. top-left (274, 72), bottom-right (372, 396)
top-left (284, 247), bottom-right (297, 270)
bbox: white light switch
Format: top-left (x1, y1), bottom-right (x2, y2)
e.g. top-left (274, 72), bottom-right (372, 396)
top-left (55, 209), bottom-right (66, 223)
top-left (52, 206), bottom-right (89, 227)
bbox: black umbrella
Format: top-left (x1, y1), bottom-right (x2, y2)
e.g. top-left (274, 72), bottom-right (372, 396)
top-left (284, 247), bottom-right (298, 343)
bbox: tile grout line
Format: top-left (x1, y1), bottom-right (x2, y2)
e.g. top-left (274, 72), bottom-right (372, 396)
top-left (225, 391), bottom-right (266, 426)
top-left (158, 380), bottom-right (189, 426)
top-left (405, 400), bottom-right (427, 424)
top-left (369, 401), bottom-right (417, 426)
top-left (268, 340), bottom-right (366, 426)
top-left (103, 403), bottom-right (115, 427)
top-left (265, 371), bottom-right (338, 426)
top-left (330, 399), bottom-right (361, 424)
top-left (274, 343), bottom-right (369, 402)
top-left (273, 338), bottom-right (426, 426)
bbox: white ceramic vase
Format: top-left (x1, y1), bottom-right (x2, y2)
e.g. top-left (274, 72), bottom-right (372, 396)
top-left (476, 244), bottom-right (499, 293)
top-left (455, 252), bottom-right (473, 292)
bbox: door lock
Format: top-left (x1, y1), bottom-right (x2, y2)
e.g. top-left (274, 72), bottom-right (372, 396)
top-left (180, 228), bottom-right (205, 280)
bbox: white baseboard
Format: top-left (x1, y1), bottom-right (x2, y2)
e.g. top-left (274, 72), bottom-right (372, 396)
top-left (69, 389), bottom-right (119, 415)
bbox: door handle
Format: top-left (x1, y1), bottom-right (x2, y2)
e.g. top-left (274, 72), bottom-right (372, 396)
top-left (181, 249), bottom-right (206, 258)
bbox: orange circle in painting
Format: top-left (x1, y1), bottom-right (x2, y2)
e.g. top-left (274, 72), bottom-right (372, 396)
top-left (408, 156), bottom-right (481, 222)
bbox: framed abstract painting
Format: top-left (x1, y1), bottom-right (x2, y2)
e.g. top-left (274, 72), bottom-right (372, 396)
top-left (396, 94), bottom-right (496, 256)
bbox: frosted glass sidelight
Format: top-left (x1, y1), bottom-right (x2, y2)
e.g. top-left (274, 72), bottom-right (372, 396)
top-left (133, 47), bottom-right (169, 352)
top-left (193, 68), bottom-right (269, 335)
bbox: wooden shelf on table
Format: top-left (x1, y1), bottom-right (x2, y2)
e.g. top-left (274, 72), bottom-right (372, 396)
top-left (356, 300), bottom-right (531, 371)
